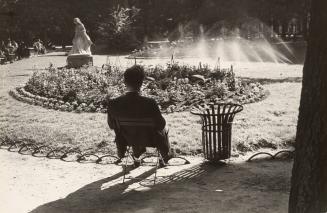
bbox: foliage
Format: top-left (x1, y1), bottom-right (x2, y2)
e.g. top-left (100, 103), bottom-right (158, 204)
top-left (21, 63), bottom-right (266, 113)
top-left (25, 65), bottom-right (124, 109)
top-left (97, 6), bottom-right (141, 52)
top-left (0, 0), bottom-right (308, 47)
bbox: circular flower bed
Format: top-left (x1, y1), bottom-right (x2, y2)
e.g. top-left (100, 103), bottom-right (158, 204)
top-left (10, 62), bottom-right (268, 113)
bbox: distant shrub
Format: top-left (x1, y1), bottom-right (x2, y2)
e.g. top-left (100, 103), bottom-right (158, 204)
top-left (97, 6), bottom-right (141, 52)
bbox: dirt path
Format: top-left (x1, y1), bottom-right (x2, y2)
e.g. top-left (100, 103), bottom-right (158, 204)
top-left (0, 149), bottom-right (292, 213)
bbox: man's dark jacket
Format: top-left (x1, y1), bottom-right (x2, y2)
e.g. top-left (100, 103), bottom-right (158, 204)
top-left (107, 92), bottom-right (167, 158)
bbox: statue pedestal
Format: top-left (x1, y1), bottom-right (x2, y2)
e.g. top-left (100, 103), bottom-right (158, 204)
top-left (67, 54), bottom-right (93, 68)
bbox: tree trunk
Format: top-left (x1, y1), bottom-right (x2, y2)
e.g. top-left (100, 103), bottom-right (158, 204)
top-left (281, 20), bottom-right (289, 39)
top-left (289, 0), bottom-right (327, 212)
top-left (139, 0), bottom-right (150, 40)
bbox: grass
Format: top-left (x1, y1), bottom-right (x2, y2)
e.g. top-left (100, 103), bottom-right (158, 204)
top-left (0, 54), bottom-right (302, 156)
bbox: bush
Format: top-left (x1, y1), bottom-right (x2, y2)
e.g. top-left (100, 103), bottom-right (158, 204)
top-left (25, 65), bottom-right (124, 107)
top-left (97, 6), bottom-right (142, 52)
top-left (21, 62), bottom-right (267, 113)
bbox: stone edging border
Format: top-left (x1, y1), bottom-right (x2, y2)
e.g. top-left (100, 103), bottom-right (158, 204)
top-left (9, 87), bottom-right (108, 113)
top-left (9, 86), bottom-right (269, 114)
top-left (0, 137), bottom-right (119, 164)
top-left (0, 137), bottom-right (190, 166)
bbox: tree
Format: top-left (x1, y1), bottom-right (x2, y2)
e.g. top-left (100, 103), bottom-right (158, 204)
top-left (289, 0), bottom-right (327, 212)
top-left (97, 6), bottom-right (141, 52)
top-left (0, 0), bottom-right (18, 41)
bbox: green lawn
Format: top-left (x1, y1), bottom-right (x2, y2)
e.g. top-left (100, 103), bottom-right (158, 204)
top-left (0, 54), bottom-right (302, 156)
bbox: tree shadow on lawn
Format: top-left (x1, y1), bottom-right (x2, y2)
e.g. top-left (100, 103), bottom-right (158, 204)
top-left (30, 160), bottom-right (292, 213)
top-left (240, 77), bottom-right (302, 84)
top-left (37, 54), bottom-right (67, 57)
top-left (7, 74), bottom-right (30, 77)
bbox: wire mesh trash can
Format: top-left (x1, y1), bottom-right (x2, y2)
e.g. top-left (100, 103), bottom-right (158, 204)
top-left (191, 103), bottom-right (243, 161)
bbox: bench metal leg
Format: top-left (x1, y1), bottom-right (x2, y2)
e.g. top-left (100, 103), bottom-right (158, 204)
top-left (122, 147), bottom-right (132, 183)
top-left (122, 147), bottom-right (162, 185)
top-left (153, 150), bottom-right (161, 184)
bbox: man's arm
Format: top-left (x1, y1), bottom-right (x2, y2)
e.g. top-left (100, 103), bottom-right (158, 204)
top-left (151, 100), bottom-right (166, 130)
top-left (107, 100), bottom-right (115, 129)
top-left (107, 112), bottom-right (115, 129)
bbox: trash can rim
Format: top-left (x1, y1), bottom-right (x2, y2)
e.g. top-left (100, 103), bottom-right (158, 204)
top-left (190, 103), bottom-right (243, 116)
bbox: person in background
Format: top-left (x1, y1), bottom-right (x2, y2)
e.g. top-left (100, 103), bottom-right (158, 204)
top-left (6, 39), bottom-right (16, 63)
top-left (16, 41), bottom-right (25, 60)
top-left (0, 41), bottom-right (5, 57)
top-left (6, 39), bottom-right (14, 54)
top-left (12, 40), bottom-right (18, 52)
top-left (0, 40), bottom-right (6, 52)
top-left (1, 40), bottom-right (8, 63)
top-left (33, 39), bottom-right (42, 55)
top-left (0, 48), bottom-right (5, 64)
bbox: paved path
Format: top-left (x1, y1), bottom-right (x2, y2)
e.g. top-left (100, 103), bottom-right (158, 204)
top-left (0, 149), bottom-right (292, 213)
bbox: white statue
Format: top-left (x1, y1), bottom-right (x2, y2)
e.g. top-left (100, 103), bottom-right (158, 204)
top-left (69, 18), bottom-right (93, 55)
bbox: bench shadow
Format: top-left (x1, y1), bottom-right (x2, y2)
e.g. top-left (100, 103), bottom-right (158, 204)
top-left (29, 160), bottom-right (292, 213)
top-left (29, 163), bottom-right (223, 213)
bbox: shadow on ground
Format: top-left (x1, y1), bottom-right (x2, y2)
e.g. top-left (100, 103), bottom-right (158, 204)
top-left (30, 159), bottom-right (292, 213)
top-left (240, 77), bottom-right (302, 84)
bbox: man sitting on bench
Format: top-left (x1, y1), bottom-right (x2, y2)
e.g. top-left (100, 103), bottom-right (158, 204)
top-left (107, 65), bottom-right (171, 167)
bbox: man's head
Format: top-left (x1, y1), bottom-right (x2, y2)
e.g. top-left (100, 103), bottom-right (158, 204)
top-left (124, 65), bottom-right (145, 91)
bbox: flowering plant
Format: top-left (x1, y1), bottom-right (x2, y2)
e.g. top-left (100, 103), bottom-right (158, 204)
top-left (20, 63), bottom-right (266, 113)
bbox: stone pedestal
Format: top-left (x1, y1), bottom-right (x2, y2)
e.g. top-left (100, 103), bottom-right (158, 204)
top-left (67, 54), bottom-right (93, 68)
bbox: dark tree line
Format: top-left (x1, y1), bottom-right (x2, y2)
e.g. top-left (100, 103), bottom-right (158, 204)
top-left (0, 0), bottom-right (309, 51)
